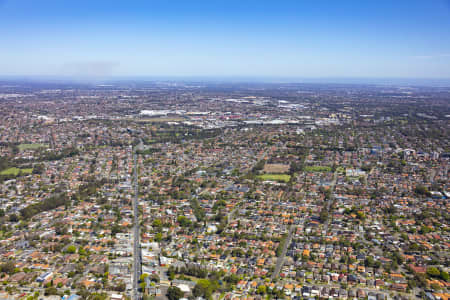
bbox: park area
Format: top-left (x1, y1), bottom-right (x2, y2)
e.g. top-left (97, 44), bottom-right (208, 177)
top-left (257, 174), bottom-right (291, 183)
top-left (0, 167), bottom-right (33, 176)
top-left (303, 165), bottom-right (332, 172)
top-left (18, 143), bottom-right (48, 151)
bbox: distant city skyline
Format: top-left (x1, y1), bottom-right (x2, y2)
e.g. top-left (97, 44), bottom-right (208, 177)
top-left (1, 0), bottom-right (450, 79)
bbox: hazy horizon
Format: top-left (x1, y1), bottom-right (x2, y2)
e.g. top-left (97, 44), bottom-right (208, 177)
top-left (1, 75), bottom-right (450, 88)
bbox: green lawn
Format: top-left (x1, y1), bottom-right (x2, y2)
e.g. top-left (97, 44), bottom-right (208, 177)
top-left (18, 143), bottom-right (48, 151)
top-left (0, 167), bottom-right (33, 176)
top-left (304, 165), bottom-right (332, 172)
top-left (257, 174), bottom-right (291, 183)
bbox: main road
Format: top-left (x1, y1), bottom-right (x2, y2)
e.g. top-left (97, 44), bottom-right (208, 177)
top-left (132, 147), bottom-right (142, 300)
top-left (323, 170), bottom-right (338, 234)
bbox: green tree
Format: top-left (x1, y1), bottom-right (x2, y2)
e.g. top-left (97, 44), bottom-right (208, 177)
top-left (440, 270), bottom-right (449, 282)
top-left (319, 210), bottom-right (329, 223)
top-left (365, 256), bottom-right (375, 267)
top-left (44, 287), bottom-right (58, 296)
top-left (66, 245), bottom-right (77, 254)
top-left (257, 285), bottom-right (267, 295)
top-left (167, 286), bottom-right (183, 300)
top-left (193, 279), bottom-right (219, 299)
top-left (9, 214), bottom-right (19, 222)
top-left (177, 216), bottom-right (191, 227)
top-left (140, 282), bottom-right (147, 291)
top-left (152, 219), bottom-right (162, 227)
top-left (0, 261), bottom-right (16, 275)
top-left (78, 246), bottom-right (87, 255)
top-left (155, 232), bottom-right (163, 242)
top-left (427, 267), bottom-right (440, 277)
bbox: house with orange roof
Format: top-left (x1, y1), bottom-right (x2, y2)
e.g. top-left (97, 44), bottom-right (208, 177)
top-left (237, 280), bottom-right (247, 290)
top-left (81, 279), bottom-right (96, 289)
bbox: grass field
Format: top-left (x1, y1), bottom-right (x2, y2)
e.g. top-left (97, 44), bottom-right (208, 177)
top-left (18, 143), bottom-right (48, 151)
top-left (257, 174), bottom-right (291, 183)
top-left (0, 167), bottom-right (33, 176)
top-left (304, 165), bottom-right (332, 172)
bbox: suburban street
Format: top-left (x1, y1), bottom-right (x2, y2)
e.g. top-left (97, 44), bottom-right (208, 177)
top-left (271, 225), bottom-right (295, 279)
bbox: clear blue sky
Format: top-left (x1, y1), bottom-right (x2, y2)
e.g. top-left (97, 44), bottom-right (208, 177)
top-left (1, 0), bottom-right (450, 79)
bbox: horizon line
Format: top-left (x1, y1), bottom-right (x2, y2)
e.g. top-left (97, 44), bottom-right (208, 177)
top-left (1, 75), bottom-right (450, 87)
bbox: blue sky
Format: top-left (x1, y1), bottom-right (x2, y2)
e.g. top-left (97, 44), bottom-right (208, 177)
top-left (1, 0), bottom-right (450, 79)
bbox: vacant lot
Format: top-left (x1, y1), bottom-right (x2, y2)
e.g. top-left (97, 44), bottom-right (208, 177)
top-left (257, 174), bottom-right (291, 183)
top-left (263, 163), bottom-right (290, 174)
top-left (18, 143), bottom-right (48, 151)
top-left (0, 167), bottom-right (33, 176)
top-left (304, 165), bottom-right (332, 172)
